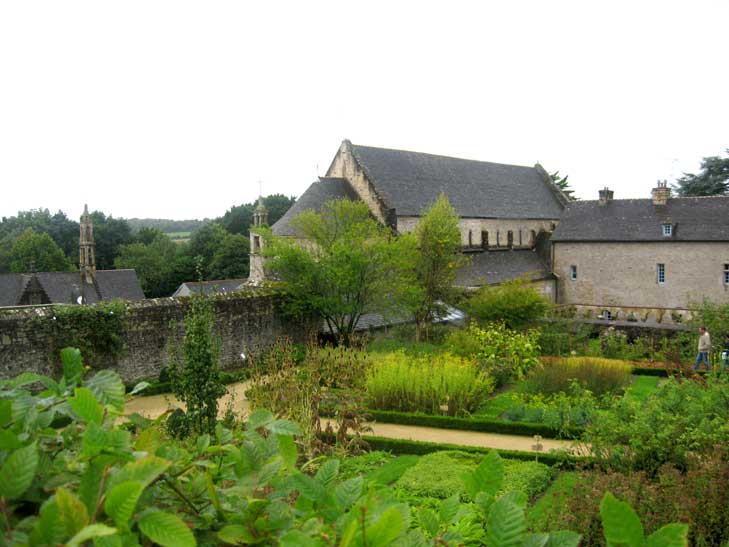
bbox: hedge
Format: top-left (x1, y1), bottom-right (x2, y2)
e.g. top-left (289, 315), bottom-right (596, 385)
top-left (362, 435), bottom-right (588, 468)
top-left (366, 410), bottom-right (584, 440)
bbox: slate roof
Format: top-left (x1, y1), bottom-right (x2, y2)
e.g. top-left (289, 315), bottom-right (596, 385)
top-left (347, 143), bottom-right (565, 219)
top-left (271, 177), bottom-right (360, 237)
top-left (172, 279), bottom-right (248, 297)
top-left (551, 196), bottom-right (729, 242)
top-left (0, 270), bottom-right (145, 307)
top-left (455, 250), bottom-right (552, 288)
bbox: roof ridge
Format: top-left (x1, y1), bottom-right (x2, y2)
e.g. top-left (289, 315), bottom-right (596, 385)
top-left (350, 142), bottom-right (536, 171)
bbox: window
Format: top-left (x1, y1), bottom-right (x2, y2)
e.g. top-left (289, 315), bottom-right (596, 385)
top-left (481, 230), bottom-right (489, 249)
top-left (657, 263), bottom-right (665, 284)
top-left (468, 230), bottom-right (473, 247)
top-left (570, 265), bottom-right (577, 281)
top-left (507, 230), bottom-right (514, 248)
top-left (724, 264), bottom-right (729, 285)
top-left (662, 224), bottom-right (672, 237)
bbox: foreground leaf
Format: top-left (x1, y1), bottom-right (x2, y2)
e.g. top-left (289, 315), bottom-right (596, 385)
top-left (367, 506), bottom-right (404, 546)
top-left (486, 497), bottom-right (526, 547)
top-left (86, 370), bottom-right (125, 411)
top-left (56, 487), bottom-right (90, 538)
top-left (0, 442), bottom-right (38, 499)
top-left (69, 387), bottom-right (104, 425)
top-left (139, 511), bottom-right (196, 547)
top-left (104, 481), bottom-right (144, 529)
top-left (600, 492), bottom-right (644, 547)
top-left (67, 524), bottom-right (117, 547)
top-left (646, 523), bottom-right (689, 547)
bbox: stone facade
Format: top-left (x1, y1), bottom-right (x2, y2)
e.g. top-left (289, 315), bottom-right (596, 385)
top-left (553, 241), bottom-right (729, 311)
top-left (326, 141), bottom-right (397, 227)
top-left (397, 216), bottom-right (557, 249)
top-left (0, 292), bottom-right (318, 384)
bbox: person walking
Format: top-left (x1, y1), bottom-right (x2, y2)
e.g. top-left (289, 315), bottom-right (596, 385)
top-left (693, 326), bottom-right (711, 371)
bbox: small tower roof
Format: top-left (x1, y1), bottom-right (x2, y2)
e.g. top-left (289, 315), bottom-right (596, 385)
top-left (255, 196), bottom-right (267, 211)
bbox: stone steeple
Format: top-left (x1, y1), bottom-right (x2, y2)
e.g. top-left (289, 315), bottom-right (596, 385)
top-left (248, 195), bottom-right (267, 285)
top-left (79, 204), bottom-right (96, 284)
top-left (253, 195), bottom-right (268, 227)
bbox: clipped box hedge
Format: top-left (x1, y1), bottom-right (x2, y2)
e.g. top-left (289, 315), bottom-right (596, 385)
top-left (367, 409), bottom-right (584, 440)
top-left (362, 435), bottom-right (587, 468)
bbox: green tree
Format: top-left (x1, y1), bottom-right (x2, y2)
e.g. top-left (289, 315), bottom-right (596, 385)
top-left (115, 235), bottom-right (186, 297)
top-left (9, 228), bottom-right (74, 272)
top-left (265, 199), bottom-right (414, 345)
top-left (405, 194), bottom-right (467, 341)
top-left (465, 277), bottom-right (551, 330)
top-left (187, 223), bottom-right (227, 277)
top-left (208, 233), bottom-right (250, 280)
top-left (89, 211), bottom-right (134, 270)
top-left (672, 150), bottom-right (729, 196)
top-left (134, 226), bottom-right (166, 245)
top-left (168, 295), bottom-right (227, 436)
top-left (550, 171), bottom-right (576, 201)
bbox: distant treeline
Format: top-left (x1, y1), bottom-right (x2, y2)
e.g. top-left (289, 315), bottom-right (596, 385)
top-left (126, 218), bottom-right (209, 234)
top-left (0, 193), bottom-right (296, 298)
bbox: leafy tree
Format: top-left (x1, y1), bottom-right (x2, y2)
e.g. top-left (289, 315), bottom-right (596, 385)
top-left (89, 211), bottom-right (134, 270)
top-left (115, 235), bottom-right (187, 297)
top-left (0, 209), bottom-right (79, 265)
top-left (465, 277), bottom-right (551, 330)
top-left (8, 228), bottom-right (74, 272)
top-left (208, 233), bottom-right (250, 280)
top-left (404, 194), bottom-right (467, 341)
top-left (187, 223), bottom-right (228, 277)
top-left (672, 149), bottom-right (729, 196)
top-left (134, 226), bottom-right (166, 245)
top-left (219, 194), bottom-right (296, 236)
top-left (550, 171), bottom-right (576, 201)
top-left (265, 199), bottom-right (414, 345)
top-left (168, 295), bottom-right (227, 436)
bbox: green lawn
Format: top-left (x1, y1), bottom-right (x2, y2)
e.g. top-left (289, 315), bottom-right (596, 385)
top-left (623, 375), bottom-right (661, 404)
top-left (475, 389), bottom-right (517, 418)
top-left (527, 471), bottom-right (580, 530)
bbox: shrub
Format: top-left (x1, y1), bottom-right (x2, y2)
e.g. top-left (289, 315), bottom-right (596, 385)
top-left (585, 374), bottom-right (729, 473)
top-left (464, 277), bottom-right (552, 329)
top-left (446, 322), bottom-right (541, 386)
top-left (503, 383), bottom-right (600, 432)
top-left (542, 448), bottom-right (729, 546)
top-left (522, 357), bottom-right (632, 397)
top-left (365, 351), bottom-right (493, 416)
top-left (394, 450), bottom-right (554, 502)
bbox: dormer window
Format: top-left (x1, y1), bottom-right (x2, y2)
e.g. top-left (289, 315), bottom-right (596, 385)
top-left (662, 224), bottom-right (672, 237)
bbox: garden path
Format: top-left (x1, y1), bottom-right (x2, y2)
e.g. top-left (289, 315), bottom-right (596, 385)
top-left (125, 381), bottom-right (579, 454)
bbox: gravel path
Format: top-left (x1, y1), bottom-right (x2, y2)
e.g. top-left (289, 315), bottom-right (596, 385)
top-left (126, 382), bottom-right (579, 454)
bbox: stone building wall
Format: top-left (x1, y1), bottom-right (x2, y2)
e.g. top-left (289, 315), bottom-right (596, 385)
top-left (397, 216), bottom-right (558, 248)
top-left (0, 293), bottom-right (318, 384)
top-left (326, 141), bottom-right (396, 227)
top-left (553, 241), bottom-right (729, 310)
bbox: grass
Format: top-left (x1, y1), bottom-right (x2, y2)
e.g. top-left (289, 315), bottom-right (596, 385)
top-left (366, 337), bottom-right (445, 357)
top-left (523, 357), bottom-right (632, 397)
top-left (366, 351), bottom-right (493, 415)
top-left (527, 471), bottom-right (580, 530)
top-left (476, 389), bottom-right (518, 418)
top-left (623, 375), bottom-right (661, 404)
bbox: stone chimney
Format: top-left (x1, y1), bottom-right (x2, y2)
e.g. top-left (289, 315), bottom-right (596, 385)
top-left (651, 180), bottom-right (671, 206)
top-left (598, 187), bottom-right (614, 206)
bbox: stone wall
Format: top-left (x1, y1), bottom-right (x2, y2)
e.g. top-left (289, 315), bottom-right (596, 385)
top-left (0, 292), bottom-right (318, 384)
top-left (397, 216), bottom-right (558, 248)
top-left (553, 241), bottom-right (729, 309)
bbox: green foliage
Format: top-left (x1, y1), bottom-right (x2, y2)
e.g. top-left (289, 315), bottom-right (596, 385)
top-left (503, 383), bottom-right (600, 432)
top-left (465, 278), bottom-right (551, 330)
top-left (8, 227), bottom-right (74, 272)
top-left (115, 233), bottom-right (192, 297)
top-left (30, 301), bottom-right (127, 367)
top-left (403, 194), bottom-right (467, 341)
top-left (207, 232), bottom-right (250, 280)
top-left (167, 295), bottom-right (227, 436)
top-left (672, 149), bottom-right (729, 196)
top-left (365, 351), bottom-right (493, 416)
top-left (549, 171), bottom-right (577, 201)
top-left (265, 198), bottom-right (415, 345)
top-left (623, 376), bottom-right (660, 404)
top-left (585, 374), bottom-right (729, 473)
top-left (88, 210), bottom-right (134, 270)
top-left (521, 357), bottom-right (632, 397)
top-left (447, 323), bottom-right (541, 387)
top-left (218, 193), bottom-right (296, 236)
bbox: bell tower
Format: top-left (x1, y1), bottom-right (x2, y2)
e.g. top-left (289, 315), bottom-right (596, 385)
top-left (248, 192), bottom-right (268, 285)
top-left (79, 204), bottom-right (96, 284)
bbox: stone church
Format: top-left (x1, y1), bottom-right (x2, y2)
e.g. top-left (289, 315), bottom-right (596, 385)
top-left (0, 205), bottom-right (145, 307)
top-left (249, 140), bottom-right (568, 296)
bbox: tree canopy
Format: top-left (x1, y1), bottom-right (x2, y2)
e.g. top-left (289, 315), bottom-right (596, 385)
top-left (672, 150), bottom-right (729, 196)
top-left (550, 171), bottom-right (577, 201)
top-left (265, 199), bottom-right (414, 344)
top-left (404, 194), bottom-right (467, 341)
top-left (8, 228), bottom-right (74, 273)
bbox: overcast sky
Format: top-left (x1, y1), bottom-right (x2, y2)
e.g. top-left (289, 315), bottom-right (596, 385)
top-left (1, 1), bottom-right (727, 221)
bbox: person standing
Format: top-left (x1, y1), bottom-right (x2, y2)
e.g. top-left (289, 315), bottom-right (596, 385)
top-left (693, 326), bottom-right (711, 371)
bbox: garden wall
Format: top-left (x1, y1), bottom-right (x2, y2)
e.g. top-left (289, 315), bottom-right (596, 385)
top-left (0, 292), bottom-right (318, 384)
